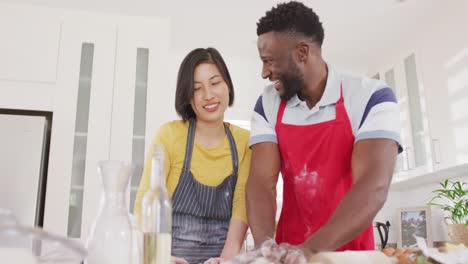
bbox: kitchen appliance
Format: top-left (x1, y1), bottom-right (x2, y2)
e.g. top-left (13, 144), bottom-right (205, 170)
top-left (375, 221), bottom-right (390, 249)
top-left (0, 112), bottom-right (50, 228)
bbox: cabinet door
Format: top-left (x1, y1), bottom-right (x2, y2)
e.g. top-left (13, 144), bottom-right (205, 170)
top-left (419, 36), bottom-right (468, 171)
top-left (387, 52), bottom-right (435, 181)
top-left (0, 3), bottom-right (60, 83)
top-left (108, 17), bottom-right (171, 213)
top-left (43, 17), bottom-right (116, 240)
top-left (0, 3), bottom-right (61, 111)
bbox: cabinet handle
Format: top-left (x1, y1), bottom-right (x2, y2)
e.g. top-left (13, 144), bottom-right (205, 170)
top-left (431, 138), bottom-right (441, 165)
top-left (405, 147), bottom-right (412, 170)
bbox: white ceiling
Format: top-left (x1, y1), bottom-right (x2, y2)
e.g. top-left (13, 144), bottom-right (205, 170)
top-left (0, 0), bottom-right (448, 73)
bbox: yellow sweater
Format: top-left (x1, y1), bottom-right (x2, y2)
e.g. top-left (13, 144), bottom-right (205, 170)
top-left (134, 120), bottom-right (251, 224)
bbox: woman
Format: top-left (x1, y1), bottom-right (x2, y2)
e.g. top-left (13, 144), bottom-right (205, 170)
top-left (134, 48), bottom-right (250, 264)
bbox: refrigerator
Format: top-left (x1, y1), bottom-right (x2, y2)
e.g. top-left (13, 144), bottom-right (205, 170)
top-left (0, 113), bottom-right (50, 227)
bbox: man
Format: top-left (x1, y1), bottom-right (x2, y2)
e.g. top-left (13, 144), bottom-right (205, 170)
top-left (246, 1), bottom-right (402, 256)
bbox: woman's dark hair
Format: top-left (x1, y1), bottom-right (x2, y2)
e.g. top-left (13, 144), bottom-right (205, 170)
top-left (175, 47), bottom-right (235, 121)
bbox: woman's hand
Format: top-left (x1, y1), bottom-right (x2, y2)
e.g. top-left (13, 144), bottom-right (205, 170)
top-left (171, 256), bottom-right (189, 264)
top-left (203, 257), bottom-right (224, 264)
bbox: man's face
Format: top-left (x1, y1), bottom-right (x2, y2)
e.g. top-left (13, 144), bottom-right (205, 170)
top-left (258, 32), bottom-right (305, 101)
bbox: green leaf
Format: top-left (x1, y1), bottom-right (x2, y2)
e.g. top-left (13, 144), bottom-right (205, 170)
top-left (428, 180), bottom-right (468, 224)
top-left (427, 202), bottom-right (443, 207)
top-left (441, 179), bottom-right (449, 188)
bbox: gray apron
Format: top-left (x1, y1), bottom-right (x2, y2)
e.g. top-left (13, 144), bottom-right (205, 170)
top-left (171, 119), bottom-right (239, 264)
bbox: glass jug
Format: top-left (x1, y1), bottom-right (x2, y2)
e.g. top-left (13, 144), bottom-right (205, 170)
top-left (86, 160), bottom-right (133, 264)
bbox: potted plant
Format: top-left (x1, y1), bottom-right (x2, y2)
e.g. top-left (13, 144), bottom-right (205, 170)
top-left (427, 179), bottom-right (468, 245)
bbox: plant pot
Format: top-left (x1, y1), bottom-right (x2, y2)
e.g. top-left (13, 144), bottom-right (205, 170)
top-left (447, 224), bottom-right (468, 246)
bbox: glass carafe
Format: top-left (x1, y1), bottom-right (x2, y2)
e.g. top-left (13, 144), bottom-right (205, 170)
top-left (86, 160), bottom-right (133, 264)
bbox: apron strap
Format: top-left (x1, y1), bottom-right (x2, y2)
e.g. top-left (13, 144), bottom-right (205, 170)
top-left (182, 118), bottom-right (196, 172)
top-left (276, 100), bottom-right (287, 127)
top-left (182, 119), bottom-right (239, 175)
top-left (335, 82), bottom-right (345, 119)
top-left (225, 124), bottom-right (239, 175)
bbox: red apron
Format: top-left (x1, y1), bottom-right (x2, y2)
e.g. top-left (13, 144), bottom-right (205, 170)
top-left (275, 84), bottom-right (374, 251)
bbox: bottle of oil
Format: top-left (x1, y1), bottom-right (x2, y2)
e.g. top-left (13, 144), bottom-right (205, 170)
top-left (141, 144), bottom-right (172, 264)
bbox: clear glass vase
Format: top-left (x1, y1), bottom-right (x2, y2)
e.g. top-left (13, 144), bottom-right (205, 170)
top-left (86, 160), bottom-right (133, 264)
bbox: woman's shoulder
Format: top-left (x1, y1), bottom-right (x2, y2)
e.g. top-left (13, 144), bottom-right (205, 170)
top-left (158, 120), bottom-right (189, 133)
top-left (154, 120), bottom-right (189, 141)
top-left (227, 123), bottom-right (250, 146)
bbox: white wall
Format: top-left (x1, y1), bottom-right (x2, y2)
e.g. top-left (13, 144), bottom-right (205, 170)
top-left (372, 0), bottom-right (468, 245)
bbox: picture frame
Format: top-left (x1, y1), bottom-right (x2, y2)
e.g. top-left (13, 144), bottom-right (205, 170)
top-left (396, 206), bottom-right (433, 248)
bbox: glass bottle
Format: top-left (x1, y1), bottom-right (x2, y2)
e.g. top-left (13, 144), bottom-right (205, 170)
top-left (86, 160), bottom-right (133, 264)
top-left (141, 144), bottom-right (172, 264)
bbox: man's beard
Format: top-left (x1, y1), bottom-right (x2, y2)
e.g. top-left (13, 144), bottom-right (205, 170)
top-left (279, 72), bottom-right (304, 101)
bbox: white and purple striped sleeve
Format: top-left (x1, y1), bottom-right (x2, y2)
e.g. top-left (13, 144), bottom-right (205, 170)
top-left (356, 87), bottom-right (403, 153)
top-left (249, 95), bottom-right (277, 147)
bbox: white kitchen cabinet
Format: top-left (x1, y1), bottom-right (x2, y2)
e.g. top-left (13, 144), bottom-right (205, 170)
top-left (0, 3), bottom-right (61, 111)
top-left (106, 16), bottom-right (170, 217)
top-left (372, 0), bottom-right (468, 184)
top-left (375, 48), bottom-right (468, 186)
top-left (0, 4), bottom-right (60, 84)
top-left (417, 26), bottom-right (468, 171)
top-left (39, 10), bottom-right (170, 241)
top-left (44, 16), bottom-right (117, 239)
top-left (0, 3), bottom-right (170, 241)
top-left (375, 51), bottom-right (436, 182)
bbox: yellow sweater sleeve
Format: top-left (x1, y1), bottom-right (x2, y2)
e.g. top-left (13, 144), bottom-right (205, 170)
top-left (133, 124), bottom-right (172, 227)
top-left (230, 130), bottom-right (251, 224)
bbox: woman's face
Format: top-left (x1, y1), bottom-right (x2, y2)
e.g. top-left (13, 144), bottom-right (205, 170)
top-left (190, 63), bottom-right (230, 124)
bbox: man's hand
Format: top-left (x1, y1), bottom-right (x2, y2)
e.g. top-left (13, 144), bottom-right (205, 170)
top-left (249, 239), bottom-right (310, 263)
top-left (246, 142), bottom-right (281, 246)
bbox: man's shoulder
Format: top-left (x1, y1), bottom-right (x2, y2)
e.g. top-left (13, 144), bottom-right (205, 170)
top-left (340, 70), bottom-right (389, 96)
top-left (253, 84), bottom-right (281, 123)
top-left (337, 69), bottom-right (399, 135)
top-left (338, 71), bottom-right (393, 113)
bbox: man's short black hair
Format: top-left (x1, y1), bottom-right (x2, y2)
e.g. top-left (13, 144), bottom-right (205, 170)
top-left (175, 47), bottom-right (234, 121)
top-left (257, 1), bottom-right (324, 46)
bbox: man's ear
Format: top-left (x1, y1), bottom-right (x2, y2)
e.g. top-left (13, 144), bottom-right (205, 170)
top-left (296, 42), bottom-right (310, 62)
